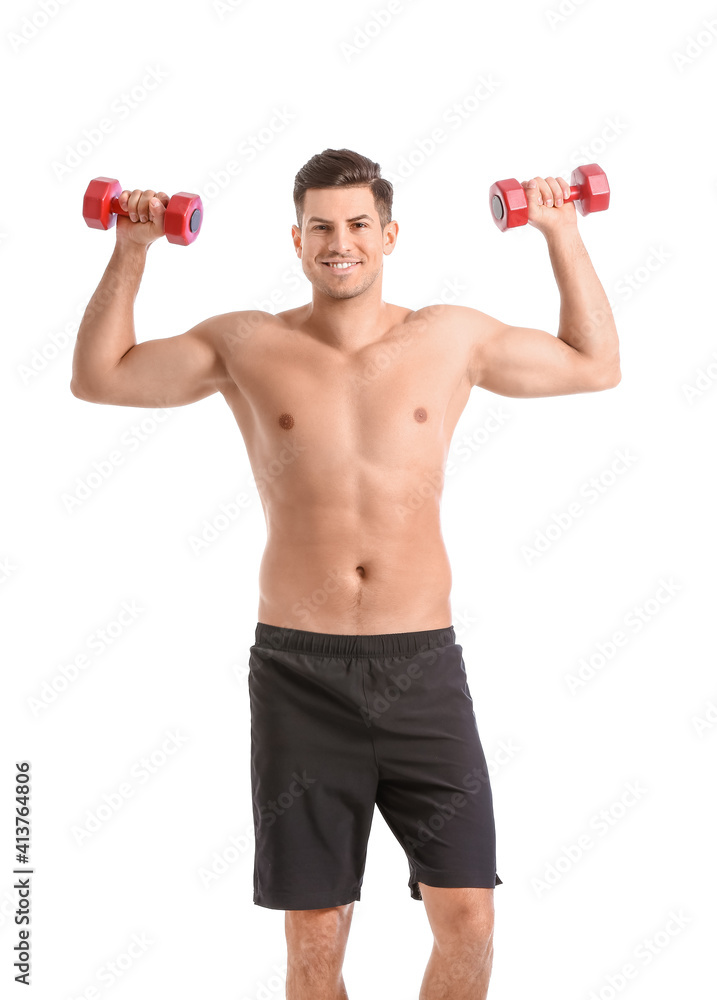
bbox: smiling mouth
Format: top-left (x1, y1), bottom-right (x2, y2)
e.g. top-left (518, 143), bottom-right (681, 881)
top-left (322, 261), bottom-right (361, 272)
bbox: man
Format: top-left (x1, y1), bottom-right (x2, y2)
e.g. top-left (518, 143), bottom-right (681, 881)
top-left (71, 147), bottom-right (620, 1000)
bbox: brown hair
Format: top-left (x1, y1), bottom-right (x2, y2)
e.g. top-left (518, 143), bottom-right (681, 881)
top-left (293, 148), bottom-right (393, 231)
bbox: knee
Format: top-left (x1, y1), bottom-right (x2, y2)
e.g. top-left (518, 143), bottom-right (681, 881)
top-left (435, 908), bottom-right (494, 959)
top-left (459, 917), bottom-right (494, 956)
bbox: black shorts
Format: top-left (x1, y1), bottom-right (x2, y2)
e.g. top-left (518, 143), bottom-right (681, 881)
top-left (248, 622), bottom-right (502, 910)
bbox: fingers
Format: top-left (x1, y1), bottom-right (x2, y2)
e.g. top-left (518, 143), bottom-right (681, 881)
top-left (535, 176), bottom-right (559, 207)
top-left (522, 175), bottom-right (572, 208)
top-left (521, 177), bottom-right (545, 209)
top-left (118, 188), bottom-right (167, 223)
top-left (556, 177), bottom-right (570, 201)
top-left (149, 193), bottom-right (167, 223)
top-left (545, 176), bottom-right (571, 206)
top-left (118, 189), bottom-right (141, 221)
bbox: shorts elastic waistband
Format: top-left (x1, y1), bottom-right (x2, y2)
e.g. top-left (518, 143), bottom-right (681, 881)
top-left (253, 622), bottom-right (457, 658)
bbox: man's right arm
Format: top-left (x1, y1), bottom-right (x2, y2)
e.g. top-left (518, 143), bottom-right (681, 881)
top-left (71, 239), bottom-right (239, 408)
top-left (71, 185), bottom-right (264, 409)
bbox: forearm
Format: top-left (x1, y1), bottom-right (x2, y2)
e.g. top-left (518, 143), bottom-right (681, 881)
top-left (71, 241), bottom-right (149, 395)
top-left (546, 228), bottom-right (620, 376)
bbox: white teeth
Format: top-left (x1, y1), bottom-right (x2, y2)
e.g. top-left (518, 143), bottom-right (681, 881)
top-left (327, 261), bottom-right (358, 268)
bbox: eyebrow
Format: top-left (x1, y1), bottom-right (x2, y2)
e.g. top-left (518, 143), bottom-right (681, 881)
top-left (306, 214), bottom-right (372, 224)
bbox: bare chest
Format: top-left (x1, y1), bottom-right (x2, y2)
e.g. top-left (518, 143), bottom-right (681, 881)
top-left (221, 314), bottom-right (472, 469)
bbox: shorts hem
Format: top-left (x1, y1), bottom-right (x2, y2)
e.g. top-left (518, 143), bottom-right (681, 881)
top-left (254, 885), bottom-right (362, 910)
top-left (410, 870), bottom-right (503, 899)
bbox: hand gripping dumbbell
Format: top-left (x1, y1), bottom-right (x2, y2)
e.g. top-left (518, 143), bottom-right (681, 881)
top-left (82, 176), bottom-right (203, 245)
top-left (489, 163), bottom-right (610, 232)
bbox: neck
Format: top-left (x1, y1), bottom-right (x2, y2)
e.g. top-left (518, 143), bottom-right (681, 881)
top-left (302, 279), bottom-right (391, 353)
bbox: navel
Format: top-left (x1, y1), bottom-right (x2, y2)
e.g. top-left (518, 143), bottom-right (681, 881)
top-left (278, 412), bottom-right (294, 430)
top-left (414, 407), bottom-right (427, 422)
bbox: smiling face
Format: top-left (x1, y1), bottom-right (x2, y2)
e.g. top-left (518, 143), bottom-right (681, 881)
top-left (292, 185), bottom-right (398, 301)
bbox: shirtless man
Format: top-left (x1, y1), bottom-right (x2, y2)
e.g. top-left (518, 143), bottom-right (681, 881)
top-left (71, 147), bottom-right (620, 1000)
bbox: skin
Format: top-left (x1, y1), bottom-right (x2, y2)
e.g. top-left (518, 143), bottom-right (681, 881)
top-left (71, 174), bottom-right (620, 999)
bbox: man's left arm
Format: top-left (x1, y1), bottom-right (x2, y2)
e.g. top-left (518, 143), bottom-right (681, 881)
top-left (461, 174), bottom-right (621, 398)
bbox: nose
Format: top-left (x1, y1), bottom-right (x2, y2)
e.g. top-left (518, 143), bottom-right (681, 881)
top-left (326, 227), bottom-right (354, 254)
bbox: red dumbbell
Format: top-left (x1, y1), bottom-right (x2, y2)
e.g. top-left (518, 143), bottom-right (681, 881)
top-left (82, 176), bottom-right (203, 245)
top-left (489, 163), bottom-right (610, 232)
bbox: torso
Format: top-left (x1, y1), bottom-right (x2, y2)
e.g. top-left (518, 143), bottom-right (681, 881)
top-left (216, 302), bottom-right (474, 634)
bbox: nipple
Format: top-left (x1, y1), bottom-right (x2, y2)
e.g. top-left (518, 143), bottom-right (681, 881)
top-left (414, 407), bottom-right (427, 422)
top-left (279, 413), bottom-right (294, 430)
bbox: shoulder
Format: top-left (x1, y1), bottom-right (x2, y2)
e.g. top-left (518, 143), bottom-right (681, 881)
top-left (403, 303), bottom-right (501, 346)
top-left (409, 303), bottom-right (501, 332)
top-left (406, 304), bottom-right (509, 385)
top-left (203, 309), bottom-right (279, 359)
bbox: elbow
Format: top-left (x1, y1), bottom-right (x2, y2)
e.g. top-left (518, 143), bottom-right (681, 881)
top-left (593, 367), bottom-right (621, 391)
top-left (70, 378), bottom-right (89, 400)
top-left (70, 378), bottom-right (101, 402)
top-left (590, 350), bottom-right (622, 390)
top-left (605, 362), bottom-right (622, 388)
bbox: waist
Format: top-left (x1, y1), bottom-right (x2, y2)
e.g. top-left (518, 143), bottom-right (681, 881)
top-left (259, 535), bottom-right (451, 589)
top-left (257, 537), bottom-right (453, 634)
top-left (253, 621), bottom-right (456, 657)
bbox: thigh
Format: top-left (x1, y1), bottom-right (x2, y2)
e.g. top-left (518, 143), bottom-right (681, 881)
top-left (370, 641), bottom-right (501, 898)
top-left (419, 884), bottom-right (495, 949)
top-left (248, 643), bottom-right (379, 910)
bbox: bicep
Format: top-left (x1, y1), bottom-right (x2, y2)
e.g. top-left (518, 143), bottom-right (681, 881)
top-left (89, 315), bottom-right (233, 408)
top-left (465, 308), bottom-right (605, 398)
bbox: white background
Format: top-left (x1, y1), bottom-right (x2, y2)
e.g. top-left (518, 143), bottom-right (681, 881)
top-left (2, 0), bottom-right (716, 997)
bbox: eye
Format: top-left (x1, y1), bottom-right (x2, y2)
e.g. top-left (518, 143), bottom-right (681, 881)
top-left (313, 223), bottom-right (368, 231)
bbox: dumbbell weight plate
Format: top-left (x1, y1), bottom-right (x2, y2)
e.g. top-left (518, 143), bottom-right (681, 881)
top-left (570, 163), bottom-right (610, 216)
top-left (83, 176), bottom-right (122, 230)
top-left (488, 178), bottom-right (528, 232)
top-left (164, 192), bottom-right (203, 245)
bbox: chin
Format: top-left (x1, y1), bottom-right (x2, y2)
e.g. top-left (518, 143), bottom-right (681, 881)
top-left (322, 284), bottom-right (365, 300)
top-left (310, 266), bottom-right (377, 299)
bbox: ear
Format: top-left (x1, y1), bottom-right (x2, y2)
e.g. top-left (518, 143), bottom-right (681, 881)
top-left (291, 223), bottom-right (302, 255)
top-left (383, 220), bottom-right (399, 254)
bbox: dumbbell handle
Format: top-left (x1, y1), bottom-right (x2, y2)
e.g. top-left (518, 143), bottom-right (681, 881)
top-left (108, 194), bottom-right (149, 219)
top-left (559, 184), bottom-right (584, 204)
